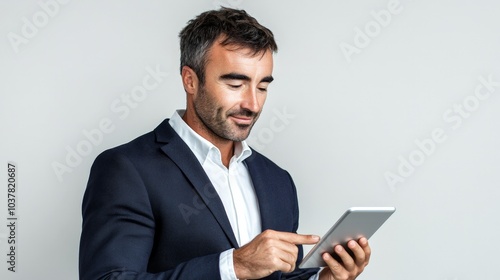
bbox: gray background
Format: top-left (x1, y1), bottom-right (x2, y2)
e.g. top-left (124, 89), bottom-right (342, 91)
top-left (1, 0), bottom-right (499, 279)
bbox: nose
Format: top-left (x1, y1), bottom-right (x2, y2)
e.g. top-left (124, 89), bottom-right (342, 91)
top-left (240, 87), bottom-right (262, 113)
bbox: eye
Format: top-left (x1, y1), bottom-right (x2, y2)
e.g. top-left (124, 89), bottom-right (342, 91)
top-left (228, 84), bottom-right (242, 89)
top-left (258, 87), bottom-right (268, 92)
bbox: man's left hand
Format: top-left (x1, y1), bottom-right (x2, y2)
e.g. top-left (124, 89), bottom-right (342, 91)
top-left (318, 237), bottom-right (371, 280)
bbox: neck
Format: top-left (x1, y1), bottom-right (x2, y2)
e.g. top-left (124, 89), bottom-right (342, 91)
top-left (182, 111), bottom-right (235, 168)
top-left (214, 140), bottom-right (234, 168)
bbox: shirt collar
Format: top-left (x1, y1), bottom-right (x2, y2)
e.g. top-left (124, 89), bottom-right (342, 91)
top-left (168, 110), bottom-right (252, 166)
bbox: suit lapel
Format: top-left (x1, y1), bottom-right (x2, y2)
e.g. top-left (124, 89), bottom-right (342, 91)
top-left (155, 120), bottom-right (239, 248)
top-left (245, 153), bottom-right (277, 231)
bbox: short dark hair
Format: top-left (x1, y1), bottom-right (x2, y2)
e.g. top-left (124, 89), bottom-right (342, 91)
top-left (179, 7), bottom-right (278, 85)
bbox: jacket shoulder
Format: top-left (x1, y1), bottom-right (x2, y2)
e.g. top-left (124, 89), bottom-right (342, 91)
top-left (93, 119), bottom-right (171, 163)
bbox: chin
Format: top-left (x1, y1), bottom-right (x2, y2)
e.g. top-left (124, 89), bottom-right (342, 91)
top-left (227, 132), bottom-right (251, 142)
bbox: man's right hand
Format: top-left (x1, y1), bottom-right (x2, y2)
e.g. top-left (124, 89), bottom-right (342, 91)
top-left (233, 229), bottom-right (320, 279)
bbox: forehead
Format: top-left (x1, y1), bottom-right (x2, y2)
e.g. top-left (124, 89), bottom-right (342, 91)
top-left (205, 42), bottom-right (274, 77)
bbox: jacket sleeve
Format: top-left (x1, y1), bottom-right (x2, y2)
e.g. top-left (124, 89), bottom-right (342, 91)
top-left (79, 150), bottom-right (221, 280)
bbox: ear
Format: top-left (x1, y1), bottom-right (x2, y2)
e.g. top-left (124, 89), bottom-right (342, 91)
top-left (181, 66), bottom-right (199, 96)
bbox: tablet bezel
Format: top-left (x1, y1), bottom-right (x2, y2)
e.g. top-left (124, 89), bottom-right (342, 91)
top-left (299, 207), bottom-right (396, 268)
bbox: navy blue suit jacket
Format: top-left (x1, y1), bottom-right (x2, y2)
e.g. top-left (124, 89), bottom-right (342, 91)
top-left (79, 119), bottom-right (318, 279)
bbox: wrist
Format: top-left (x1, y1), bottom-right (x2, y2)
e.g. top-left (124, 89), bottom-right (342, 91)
top-left (318, 266), bottom-right (331, 280)
top-left (233, 248), bottom-right (250, 279)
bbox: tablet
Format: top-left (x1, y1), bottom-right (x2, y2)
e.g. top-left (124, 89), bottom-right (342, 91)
top-left (299, 207), bottom-right (396, 268)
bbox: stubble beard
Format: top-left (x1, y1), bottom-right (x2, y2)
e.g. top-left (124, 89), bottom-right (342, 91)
top-left (193, 86), bottom-right (260, 142)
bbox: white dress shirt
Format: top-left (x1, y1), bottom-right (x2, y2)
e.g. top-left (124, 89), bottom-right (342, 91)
top-left (169, 110), bottom-right (261, 279)
top-left (169, 110), bottom-right (320, 280)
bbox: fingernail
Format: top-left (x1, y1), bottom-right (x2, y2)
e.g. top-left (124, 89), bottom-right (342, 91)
top-left (336, 245), bottom-right (343, 253)
top-left (312, 235), bottom-right (320, 241)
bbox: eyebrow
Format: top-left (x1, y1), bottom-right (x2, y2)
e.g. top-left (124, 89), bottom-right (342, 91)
top-left (219, 73), bottom-right (274, 83)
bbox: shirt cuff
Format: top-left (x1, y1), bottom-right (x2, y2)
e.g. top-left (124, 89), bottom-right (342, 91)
top-left (219, 248), bottom-right (237, 280)
top-left (220, 248), bottom-right (323, 280)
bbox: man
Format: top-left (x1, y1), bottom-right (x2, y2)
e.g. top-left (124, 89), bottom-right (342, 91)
top-left (79, 7), bottom-right (371, 280)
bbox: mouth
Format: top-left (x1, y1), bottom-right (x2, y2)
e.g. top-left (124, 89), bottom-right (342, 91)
top-left (229, 115), bottom-right (254, 126)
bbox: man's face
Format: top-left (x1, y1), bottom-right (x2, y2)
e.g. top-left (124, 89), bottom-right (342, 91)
top-left (192, 42), bottom-right (274, 142)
